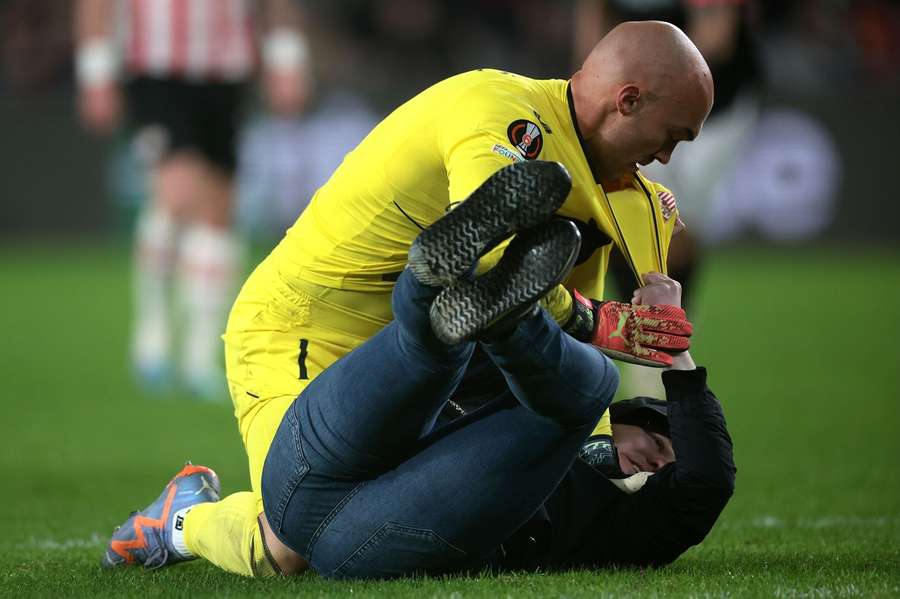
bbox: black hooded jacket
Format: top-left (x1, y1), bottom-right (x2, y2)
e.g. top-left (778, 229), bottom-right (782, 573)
top-left (542, 367), bottom-right (735, 568)
top-left (490, 367), bottom-right (736, 570)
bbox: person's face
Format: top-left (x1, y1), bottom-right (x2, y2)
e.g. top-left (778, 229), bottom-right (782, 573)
top-left (597, 84), bottom-right (708, 180)
top-left (612, 423), bottom-right (675, 475)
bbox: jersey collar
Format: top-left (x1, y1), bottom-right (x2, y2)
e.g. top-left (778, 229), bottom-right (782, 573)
top-left (566, 81), bottom-right (601, 183)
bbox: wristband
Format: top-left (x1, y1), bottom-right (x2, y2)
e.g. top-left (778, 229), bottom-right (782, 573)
top-left (76, 38), bottom-right (118, 86)
top-left (561, 289), bottom-right (595, 342)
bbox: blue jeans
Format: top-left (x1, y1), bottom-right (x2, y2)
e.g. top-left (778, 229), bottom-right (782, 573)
top-left (261, 269), bottom-right (618, 579)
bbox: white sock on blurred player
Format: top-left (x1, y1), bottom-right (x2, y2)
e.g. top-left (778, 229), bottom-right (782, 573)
top-left (177, 223), bottom-right (241, 400)
top-left (132, 208), bottom-right (178, 387)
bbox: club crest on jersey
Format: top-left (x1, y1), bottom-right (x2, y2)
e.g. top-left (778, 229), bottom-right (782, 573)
top-left (657, 190), bottom-right (677, 221)
top-left (507, 119), bottom-right (543, 160)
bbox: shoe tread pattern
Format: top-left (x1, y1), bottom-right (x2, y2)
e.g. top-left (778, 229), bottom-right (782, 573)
top-left (408, 160), bottom-right (572, 286)
top-left (430, 220), bottom-right (581, 344)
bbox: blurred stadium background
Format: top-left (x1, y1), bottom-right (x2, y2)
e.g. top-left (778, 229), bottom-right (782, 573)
top-left (1, 1), bottom-right (898, 597)
top-left (3, 0), bottom-right (900, 242)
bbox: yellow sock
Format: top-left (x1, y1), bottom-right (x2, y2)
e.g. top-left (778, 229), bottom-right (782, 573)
top-left (183, 492), bottom-right (277, 577)
top-left (590, 409), bottom-right (612, 437)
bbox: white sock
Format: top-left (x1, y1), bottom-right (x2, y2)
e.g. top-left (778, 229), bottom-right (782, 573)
top-left (132, 209), bottom-right (178, 370)
top-left (176, 224), bottom-right (242, 382)
top-left (170, 506), bottom-right (195, 559)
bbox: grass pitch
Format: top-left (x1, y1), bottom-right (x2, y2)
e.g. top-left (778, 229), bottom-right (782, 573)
top-left (0, 241), bottom-right (898, 598)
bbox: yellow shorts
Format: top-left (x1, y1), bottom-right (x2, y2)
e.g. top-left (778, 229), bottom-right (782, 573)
top-left (223, 257), bottom-right (393, 510)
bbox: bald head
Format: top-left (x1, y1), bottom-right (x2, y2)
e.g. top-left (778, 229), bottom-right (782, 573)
top-left (581, 21), bottom-right (713, 106)
top-left (571, 21), bottom-right (714, 181)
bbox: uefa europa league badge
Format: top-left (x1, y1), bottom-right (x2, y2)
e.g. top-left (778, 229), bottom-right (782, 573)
top-left (507, 119), bottom-right (543, 160)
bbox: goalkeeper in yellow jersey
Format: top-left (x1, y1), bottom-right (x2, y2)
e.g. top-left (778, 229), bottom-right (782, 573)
top-left (102, 20), bottom-right (714, 577)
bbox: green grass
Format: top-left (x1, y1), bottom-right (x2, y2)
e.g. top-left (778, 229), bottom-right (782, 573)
top-left (1, 241), bottom-right (899, 598)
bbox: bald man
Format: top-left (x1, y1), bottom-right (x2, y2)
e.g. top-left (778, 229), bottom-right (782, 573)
top-left (102, 22), bottom-right (715, 579)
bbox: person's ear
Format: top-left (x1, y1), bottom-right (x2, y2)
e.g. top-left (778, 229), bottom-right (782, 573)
top-left (615, 84), bottom-right (641, 116)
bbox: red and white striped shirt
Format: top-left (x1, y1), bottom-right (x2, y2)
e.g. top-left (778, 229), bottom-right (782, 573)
top-left (120, 0), bottom-right (258, 81)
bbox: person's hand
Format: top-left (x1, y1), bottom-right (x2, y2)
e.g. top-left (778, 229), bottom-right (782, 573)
top-left (78, 82), bottom-right (121, 135)
top-left (631, 271), bottom-right (683, 307)
top-left (632, 272), bottom-right (697, 370)
top-left (565, 274), bottom-right (692, 367)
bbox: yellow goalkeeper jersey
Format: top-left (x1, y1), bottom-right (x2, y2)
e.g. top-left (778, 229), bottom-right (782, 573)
top-left (268, 68), bottom-right (678, 315)
top-left (226, 69), bottom-right (682, 460)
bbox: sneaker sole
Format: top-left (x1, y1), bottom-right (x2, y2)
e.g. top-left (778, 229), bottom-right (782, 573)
top-left (408, 160), bottom-right (572, 286)
top-left (429, 219), bottom-right (581, 345)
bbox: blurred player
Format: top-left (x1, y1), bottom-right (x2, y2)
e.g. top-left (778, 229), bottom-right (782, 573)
top-left (101, 21), bottom-right (713, 577)
top-left (74, 0), bottom-right (310, 398)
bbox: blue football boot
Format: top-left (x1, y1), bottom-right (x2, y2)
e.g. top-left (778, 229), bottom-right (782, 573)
top-left (101, 463), bottom-right (221, 569)
top-left (133, 361), bottom-right (174, 396)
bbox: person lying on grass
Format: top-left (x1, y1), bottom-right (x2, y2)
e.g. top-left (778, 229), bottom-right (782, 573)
top-left (104, 236), bottom-right (735, 577)
top-left (441, 270), bottom-right (737, 572)
top-left (102, 20), bottom-right (722, 578)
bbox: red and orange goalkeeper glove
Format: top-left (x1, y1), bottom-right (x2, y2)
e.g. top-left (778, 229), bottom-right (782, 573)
top-left (564, 290), bottom-right (692, 367)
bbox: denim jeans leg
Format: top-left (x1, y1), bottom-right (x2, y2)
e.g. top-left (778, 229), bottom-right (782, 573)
top-left (480, 308), bottom-right (619, 427)
top-left (264, 270), bottom-right (620, 578)
top-left (309, 312), bottom-right (619, 579)
top-left (262, 269), bottom-right (475, 556)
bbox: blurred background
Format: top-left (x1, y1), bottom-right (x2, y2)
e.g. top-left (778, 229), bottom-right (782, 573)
top-left (2, 0), bottom-right (899, 244)
top-left (0, 3), bottom-right (899, 592)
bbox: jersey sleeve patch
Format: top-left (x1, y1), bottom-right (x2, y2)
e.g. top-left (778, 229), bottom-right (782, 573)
top-left (506, 119), bottom-right (543, 159)
top-left (491, 143), bottom-right (524, 163)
